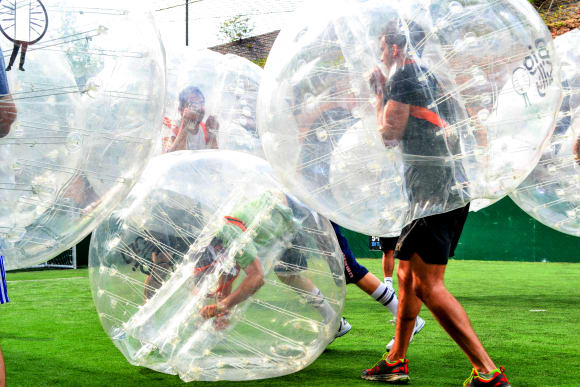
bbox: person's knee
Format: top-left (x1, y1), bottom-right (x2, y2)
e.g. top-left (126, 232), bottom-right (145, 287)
top-left (413, 277), bottom-right (444, 304)
top-left (412, 280), bottom-right (427, 301)
top-left (396, 263), bottom-right (412, 288)
top-left (276, 272), bottom-right (298, 285)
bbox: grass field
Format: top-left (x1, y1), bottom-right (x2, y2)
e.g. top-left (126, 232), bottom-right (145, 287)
top-left (2, 259), bottom-right (580, 386)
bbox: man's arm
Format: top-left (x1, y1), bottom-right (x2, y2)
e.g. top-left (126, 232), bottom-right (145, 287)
top-left (205, 115), bottom-right (219, 149)
top-left (200, 259), bottom-right (264, 318)
top-left (167, 106), bottom-right (205, 152)
top-left (0, 95), bottom-right (16, 138)
top-left (167, 120), bottom-right (188, 152)
top-left (0, 50), bottom-right (15, 138)
top-left (378, 99), bottom-right (410, 145)
top-left (370, 67), bottom-right (387, 128)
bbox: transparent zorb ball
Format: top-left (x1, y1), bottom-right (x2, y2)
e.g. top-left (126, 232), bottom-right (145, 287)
top-left (215, 54), bottom-right (264, 158)
top-left (89, 151), bottom-right (345, 382)
top-left (509, 29), bottom-right (580, 236)
top-left (257, 0), bottom-right (561, 236)
top-left (160, 49), bottom-right (263, 157)
top-left (0, 1), bottom-right (166, 269)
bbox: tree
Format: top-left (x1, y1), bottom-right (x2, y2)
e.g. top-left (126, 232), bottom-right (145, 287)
top-left (219, 15), bottom-right (255, 43)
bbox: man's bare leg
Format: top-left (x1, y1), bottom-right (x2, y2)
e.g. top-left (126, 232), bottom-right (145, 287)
top-left (0, 344), bottom-right (6, 387)
top-left (382, 250), bottom-right (395, 283)
top-left (407, 253), bottom-right (496, 373)
top-left (387, 259), bottom-right (421, 360)
top-left (356, 272), bottom-right (383, 295)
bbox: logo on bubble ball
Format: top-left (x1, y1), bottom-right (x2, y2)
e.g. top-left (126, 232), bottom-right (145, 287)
top-left (512, 38), bottom-right (554, 106)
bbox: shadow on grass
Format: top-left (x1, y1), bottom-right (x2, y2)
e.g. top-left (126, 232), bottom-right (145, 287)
top-left (6, 345), bottom-right (382, 387)
top-left (0, 332), bottom-right (54, 342)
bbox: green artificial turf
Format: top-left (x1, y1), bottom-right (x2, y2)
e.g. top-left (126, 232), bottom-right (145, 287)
top-left (2, 259), bottom-right (580, 386)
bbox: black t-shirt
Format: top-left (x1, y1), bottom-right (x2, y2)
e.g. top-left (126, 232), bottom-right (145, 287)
top-left (384, 64), bottom-right (466, 208)
top-left (384, 64), bottom-right (461, 157)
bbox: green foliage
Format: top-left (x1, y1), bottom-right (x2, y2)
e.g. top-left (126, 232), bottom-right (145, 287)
top-left (219, 15), bottom-right (255, 43)
top-left (3, 260), bottom-right (580, 386)
top-left (252, 57), bottom-right (267, 68)
top-left (59, 15), bottom-right (105, 86)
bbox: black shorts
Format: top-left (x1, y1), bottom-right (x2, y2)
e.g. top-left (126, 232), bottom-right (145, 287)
top-left (274, 247), bottom-right (309, 273)
top-left (379, 237), bottom-right (398, 252)
top-left (274, 232), bottom-right (309, 273)
top-left (394, 204), bottom-right (469, 265)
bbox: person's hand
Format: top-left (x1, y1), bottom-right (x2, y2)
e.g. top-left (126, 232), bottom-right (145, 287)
top-left (200, 301), bottom-right (227, 319)
top-left (381, 135), bottom-right (400, 149)
top-left (205, 115), bottom-right (219, 134)
top-left (369, 66), bottom-right (386, 97)
top-left (213, 313), bottom-right (230, 330)
top-left (182, 107), bottom-right (204, 128)
top-left (0, 95), bottom-right (17, 138)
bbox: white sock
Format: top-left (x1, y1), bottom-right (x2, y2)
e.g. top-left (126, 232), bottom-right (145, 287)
top-left (384, 277), bottom-right (393, 286)
top-left (371, 282), bottom-right (398, 317)
top-left (306, 287), bottom-right (337, 324)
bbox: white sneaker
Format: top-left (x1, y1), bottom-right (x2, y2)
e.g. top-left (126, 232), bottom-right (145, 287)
top-left (385, 316), bottom-right (425, 351)
top-left (335, 317), bottom-right (352, 339)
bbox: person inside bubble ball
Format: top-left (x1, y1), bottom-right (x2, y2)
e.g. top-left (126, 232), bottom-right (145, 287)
top-left (166, 86), bottom-right (219, 152)
top-left (362, 20), bottom-right (510, 387)
top-left (290, 65), bottom-right (427, 342)
top-left (141, 233), bottom-right (190, 301)
top-left (192, 190), bottom-right (292, 322)
top-left (194, 236), bottom-right (264, 327)
top-left (196, 191), bottom-right (346, 339)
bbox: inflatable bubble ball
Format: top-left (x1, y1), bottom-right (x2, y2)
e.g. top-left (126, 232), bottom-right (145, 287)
top-left (89, 150), bottom-right (346, 382)
top-left (160, 49), bottom-right (264, 158)
top-left (0, 1), bottom-right (166, 269)
top-left (510, 29), bottom-right (580, 236)
top-left (257, 0), bottom-right (562, 236)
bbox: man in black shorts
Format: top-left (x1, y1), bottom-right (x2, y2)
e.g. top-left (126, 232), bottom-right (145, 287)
top-left (361, 20), bottom-right (510, 387)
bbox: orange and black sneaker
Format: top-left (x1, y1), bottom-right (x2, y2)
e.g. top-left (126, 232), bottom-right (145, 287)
top-left (463, 366), bottom-right (511, 387)
top-left (361, 353), bottom-right (409, 384)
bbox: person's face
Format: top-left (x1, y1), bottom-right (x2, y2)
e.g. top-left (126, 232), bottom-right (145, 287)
top-left (380, 36), bottom-right (395, 71)
top-left (180, 93), bottom-right (205, 122)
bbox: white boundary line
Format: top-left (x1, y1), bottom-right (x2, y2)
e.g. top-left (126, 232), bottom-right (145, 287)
top-left (7, 276), bottom-right (87, 284)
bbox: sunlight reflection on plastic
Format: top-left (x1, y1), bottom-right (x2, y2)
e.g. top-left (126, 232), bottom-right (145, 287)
top-left (0, 1), bottom-right (165, 269)
top-left (257, 0), bottom-right (562, 236)
top-left (89, 151), bottom-right (345, 382)
top-left (510, 29), bottom-right (580, 236)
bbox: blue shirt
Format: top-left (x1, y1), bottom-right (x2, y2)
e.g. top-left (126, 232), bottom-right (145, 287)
top-left (0, 240), bottom-right (9, 304)
top-left (0, 50), bottom-right (9, 96)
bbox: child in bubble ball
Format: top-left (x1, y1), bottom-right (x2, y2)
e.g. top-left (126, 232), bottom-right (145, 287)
top-left (166, 86), bottom-right (219, 152)
top-left (361, 19), bottom-right (510, 387)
